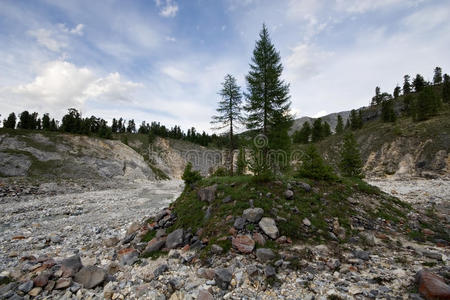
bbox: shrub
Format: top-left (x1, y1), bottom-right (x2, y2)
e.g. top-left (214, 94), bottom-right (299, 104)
top-left (296, 144), bottom-right (336, 181)
top-left (182, 162), bottom-right (202, 185)
top-left (236, 147), bottom-right (247, 175)
top-left (339, 133), bottom-right (363, 178)
top-left (211, 166), bottom-right (228, 177)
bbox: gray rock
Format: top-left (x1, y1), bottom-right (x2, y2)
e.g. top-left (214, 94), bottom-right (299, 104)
top-left (197, 185), bottom-right (217, 203)
top-left (0, 282), bottom-right (17, 295)
top-left (144, 239), bottom-right (166, 254)
top-left (74, 266), bottom-right (107, 289)
top-left (234, 217), bottom-right (246, 230)
top-left (119, 249), bottom-right (139, 266)
top-left (284, 190), bottom-right (294, 200)
top-left (198, 289), bottom-right (214, 300)
top-left (166, 229), bottom-right (184, 249)
top-left (354, 250), bottom-right (370, 261)
top-left (18, 281), bottom-right (33, 293)
top-left (122, 232), bottom-right (137, 244)
top-left (264, 265), bottom-right (276, 277)
top-left (8, 294), bottom-right (24, 300)
top-left (154, 264), bottom-right (168, 278)
top-left (204, 206), bottom-right (212, 221)
top-left (247, 265), bottom-right (259, 277)
top-left (222, 195), bottom-right (232, 203)
top-left (256, 248), bottom-right (276, 262)
top-left (423, 251), bottom-right (443, 260)
top-left (211, 244), bottom-right (223, 254)
top-left (155, 229), bottom-right (166, 238)
top-left (60, 255), bottom-right (83, 277)
top-left (214, 268), bottom-right (232, 290)
top-left (258, 217), bottom-right (279, 239)
top-left (303, 218), bottom-right (311, 226)
top-left (298, 182), bottom-right (311, 192)
top-left (242, 208), bottom-right (264, 223)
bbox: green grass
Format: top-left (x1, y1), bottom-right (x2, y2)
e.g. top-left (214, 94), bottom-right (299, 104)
top-left (141, 230), bottom-right (156, 243)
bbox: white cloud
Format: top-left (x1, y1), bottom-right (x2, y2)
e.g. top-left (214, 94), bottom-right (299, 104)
top-left (28, 23), bottom-right (85, 52)
top-left (285, 43), bottom-right (333, 81)
top-left (156, 0), bottom-right (179, 18)
top-left (312, 110), bottom-right (327, 118)
top-left (335, 0), bottom-right (424, 14)
top-left (161, 66), bottom-right (191, 83)
top-left (0, 60), bottom-right (141, 118)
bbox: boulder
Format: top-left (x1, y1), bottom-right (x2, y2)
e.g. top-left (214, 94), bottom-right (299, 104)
top-left (118, 248), bottom-right (139, 266)
top-left (197, 185), bottom-right (217, 203)
top-left (303, 218), bottom-right (311, 227)
top-left (256, 248), bottom-right (276, 262)
top-left (166, 229), bottom-right (184, 249)
top-left (214, 268), bottom-right (232, 290)
top-left (126, 222), bottom-right (141, 235)
top-left (298, 182), bottom-right (311, 192)
top-left (284, 190), bottom-right (294, 200)
top-left (232, 235), bottom-right (255, 253)
top-left (74, 266), bottom-right (107, 289)
top-left (264, 265), bottom-right (276, 277)
top-left (154, 264), bottom-right (169, 278)
top-left (258, 217), bottom-right (279, 239)
top-left (211, 244), bottom-right (223, 254)
top-left (60, 255), bottom-right (82, 277)
top-left (18, 281), bottom-right (33, 293)
top-left (33, 274), bottom-right (49, 287)
top-left (144, 238), bottom-right (166, 254)
top-left (252, 232), bottom-right (266, 246)
top-left (198, 289), bottom-right (214, 300)
top-left (416, 270), bottom-right (450, 300)
top-left (233, 217), bottom-right (246, 230)
top-left (242, 208), bottom-right (264, 223)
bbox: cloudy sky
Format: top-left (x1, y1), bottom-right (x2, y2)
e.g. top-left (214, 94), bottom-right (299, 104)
top-left (0, 0), bottom-right (449, 132)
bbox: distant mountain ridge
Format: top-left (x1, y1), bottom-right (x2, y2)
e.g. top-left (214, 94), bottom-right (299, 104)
top-left (289, 110), bottom-right (352, 135)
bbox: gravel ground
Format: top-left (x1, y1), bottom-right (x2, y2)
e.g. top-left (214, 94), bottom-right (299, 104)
top-left (0, 180), bottom-right (184, 271)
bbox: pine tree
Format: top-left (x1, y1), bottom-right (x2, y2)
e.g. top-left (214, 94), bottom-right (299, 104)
top-left (403, 75), bottom-right (411, 95)
top-left (414, 86), bottom-right (441, 121)
top-left (322, 121), bottom-right (332, 137)
top-left (349, 110), bottom-right (359, 130)
top-left (433, 67), bottom-right (443, 84)
top-left (339, 132), bottom-right (363, 178)
top-left (293, 122), bottom-right (311, 144)
top-left (3, 112), bottom-right (16, 129)
top-left (371, 86), bottom-right (381, 105)
top-left (127, 119), bottom-right (136, 133)
top-left (413, 74), bottom-right (426, 92)
top-left (393, 85), bottom-right (401, 98)
top-left (381, 99), bottom-right (396, 122)
top-left (42, 113), bottom-right (50, 131)
top-left (182, 162), bottom-right (202, 186)
top-left (335, 115), bottom-right (344, 134)
top-left (236, 146), bottom-right (247, 175)
top-left (442, 74), bottom-right (450, 103)
top-left (211, 74), bottom-right (243, 175)
top-left (311, 118), bottom-right (323, 142)
top-left (345, 119), bottom-right (350, 130)
top-left (297, 144), bottom-right (336, 181)
top-left (403, 94), bottom-right (414, 116)
top-left (244, 24), bottom-right (292, 174)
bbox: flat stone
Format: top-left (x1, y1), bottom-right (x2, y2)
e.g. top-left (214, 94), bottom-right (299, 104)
top-left (33, 274), bottom-right (49, 287)
top-left (144, 238), bottom-right (166, 254)
top-left (232, 235), bottom-right (255, 253)
top-left (354, 250), bottom-right (370, 261)
top-left (126, 222), bottom-right (141, 235)
top-left (258, 217), bottom-right (279, 239)
top-left (211, 244), bottom-right (223, 254)
top-left (166, 229), bottom-right (184, 249)
top-left (233, 217), bottom-right (246, 230)
top-left (55, 277), bottom-right (72, 290)
top-left (416, 270), bottom-right (450, 300)
top-left (197, 185), bottom-right (217, 203)
top-left (18, 280), bottom-right (34, 293)
top-left (60, 255), bottom-right (82, 277)
top-left (256, 248), bottom-right (276, 262)
top-left (28, 287), bottom-right (42, 297)
top-left (74, 266), bottom-right (107, 289)
top-left (303, 218), bottom-right (311, 226)
top-left (104, 237), bottom-right (120, 247)
top-left (44, 280), bottom-right (55, 291)
top-left (242, 208), bottom-right (264, 223)
top-left (197, 289), bottom-right (214, 300)
top-left (264, 265), bottom-right (276, 277)
top-left (253, 232), bottom-right (266, 246)
top-left (118, 248), bottom-right (139, 266)
top-left (214, 268), bottom-right (232, 290)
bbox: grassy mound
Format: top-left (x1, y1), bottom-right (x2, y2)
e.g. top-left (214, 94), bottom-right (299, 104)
top-left (164, 175), bottom-right (418, 255)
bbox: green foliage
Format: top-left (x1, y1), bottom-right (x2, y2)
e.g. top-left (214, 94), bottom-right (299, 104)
top-left (335, 115), bottom-right (344, 134)
top-left (322, 121), bottom-right (332, 137)
top-left (211, 74), bottom-right (243, 173)
top-left (393, 85), bottom-right (401, 98)
top-left (349, 109), bottom-right (363, 130)
top-left (236, 146), bottom-right (247, 175)
top-left (297, 144), bottom-right (336, 181)
top-left (381, 99), bottom-right (397, 122)
top-left (443, 74), bottom-right (450, 103)
top-left (293, 122), bottom-right (311, 144)
top-left (212, 166), bottom-right (229, 177)
top-left (413, 74), bottom-right (426, 92)
top-left (339, 133), bottom-right (363, 178)
top-left (403, 94), bottom-right (415, 116)
top-left (3, 112), bottom-right (16, 129)
top-left (413, 86), bottom-right (441, 121)
top-left (311, 118), bottom-right (323, 142)
top-left (433, 67), bottom-right (442, 84)
top-left (403, 75), bottom-right (411, 95)
top-left (182, 162), bottom-right (202, 185)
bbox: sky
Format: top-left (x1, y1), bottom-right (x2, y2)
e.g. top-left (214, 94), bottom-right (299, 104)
top-left (0, 0), bottom-right (449, 133)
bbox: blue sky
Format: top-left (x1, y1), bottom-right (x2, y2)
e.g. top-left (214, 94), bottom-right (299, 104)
top-left (1, 0), bottom-right (449, 132)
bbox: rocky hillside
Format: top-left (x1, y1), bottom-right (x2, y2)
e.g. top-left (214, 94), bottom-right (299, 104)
top-left (0, 129), bottom-right (224, 181)
top-left (292, 102), bottom-right (450, 178)
top-left (289, 110), bottom-right (351, 135)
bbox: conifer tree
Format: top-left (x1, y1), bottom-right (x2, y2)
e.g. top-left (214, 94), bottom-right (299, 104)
top-left (339, 132), bottom-right (363, 178)
top-left (236, 146), bottom-right (247, 175)
top-left (311, 118), bottom-right (323, 142)
top-left (414, 86), bottom-right (441, 121)
top-left (3, 112), bottom-right (16, 129)
top-left (403, 94), bottom-right (414, 116)
top-left (244, 24), bottom-right (292, 174)
top-left (211, 74), bottom-right (243, 175)
top-left (413, 74), bottom-right (426, 92)
top-left (127, 119), bottom-right (136, 133)
top-left (297, 144), bottom-right (336, 181)
top-left (403, 75), bottom-right (411, 95)
top-left (42, 113), bottom-right (50, 131)
top-left (293, 122), bottom-right (311, 144)
top-left (393, 85), bottom-right (401, 98)
top-left (443, 74), bottom-right (450, 103)
top-left (381, 99), bottom-right (396, 122)
top-left (335, 115), bottom-right (344, 134)
top-left (322, 121), bottom-right (331, 137)
top-left (371, 86), bottom-right (381, 105)
top-left (433, 67), bottom-right (442, 84)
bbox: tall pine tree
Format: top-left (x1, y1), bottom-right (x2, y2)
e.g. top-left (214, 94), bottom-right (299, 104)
top-left (339, 132), bottom-right (363, 178)
top-left (244, 24), bottom-right (292, 174)
top-left (211, 74), bottom-right (243, 175)
top-left (335, 115), bottom-right (344, 134)
top-left (403, 75), bottom-right (411, 95)
top-left (443, 74), bottom-right (450, 103)
top-left (433, 67), bottom-right (442, 84)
